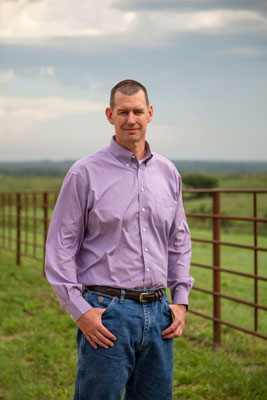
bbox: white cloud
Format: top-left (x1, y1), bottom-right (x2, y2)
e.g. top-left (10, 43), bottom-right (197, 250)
top-left (1, 0), bottom-right (267, 48)
top-left (0, 95), bottom-right (105, 142)
top-left (0, 0), bottom-right (137, 44)
top-left (0, 70), bottom-right (15, 86)
top-left (148, 9), bottom-right (267, 34)
top-left (0, 95), bottom-right (104, 120)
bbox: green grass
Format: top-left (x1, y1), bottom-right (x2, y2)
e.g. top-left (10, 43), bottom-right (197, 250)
top-left (0, 176), bottom-right (64, 192)
top-left (0, 251), bottom-right (77, 400)
top-left (1, 174), bottom-right (267, 398)
top-left (1, 240), bottom-right (266, 400)
top-left (189, 228), bottom-right (267, 335)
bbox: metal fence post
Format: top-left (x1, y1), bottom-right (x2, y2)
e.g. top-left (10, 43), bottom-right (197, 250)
top-left (0, 193), bottom-right (4, 249)
top-left (253, 193), bottom-right (258, 332)
top-left (43, 192), bottom-right (48, 274)
top-left (213, 191), bottom-right (221, 346)
top-left (16, 192), bottom-right (21, 265)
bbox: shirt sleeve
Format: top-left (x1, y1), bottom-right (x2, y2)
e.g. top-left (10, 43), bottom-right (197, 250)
top-left (167, 173), bottom-right (194, 306)
top-left (45, 170), bottom-right (92, 322)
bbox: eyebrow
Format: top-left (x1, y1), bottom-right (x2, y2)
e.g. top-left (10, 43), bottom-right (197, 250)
top-left (117, 107), bottom-right (145, 112)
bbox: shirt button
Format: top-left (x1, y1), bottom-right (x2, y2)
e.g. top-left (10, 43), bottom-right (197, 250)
top-left (144, 247), bottom-right (148, 252)
top-left (146, 268), bottom-right (150, 272)
top-left (142, 227), bottom-right (146, 232)
top-left (140, 187), bottom-right (144, 192)
top-left (141, 207), bottom-right (145, 212)
top-left (131, 155), bottom-right (135, 159)
top-left (126, 164), bottom-right (129, 167)
top-left (138, 168), bottom-right (141, 172)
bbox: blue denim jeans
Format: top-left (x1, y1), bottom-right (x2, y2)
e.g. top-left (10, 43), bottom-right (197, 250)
top-left (73, 289), bottom-right (173, 400)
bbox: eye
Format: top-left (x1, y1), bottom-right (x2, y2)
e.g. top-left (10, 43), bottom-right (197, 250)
top-left (134, 111), bottom-right (143, 115)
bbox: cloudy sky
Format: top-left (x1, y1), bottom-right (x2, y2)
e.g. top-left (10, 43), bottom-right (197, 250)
top-left (0, 0), bottom-right (266, 162)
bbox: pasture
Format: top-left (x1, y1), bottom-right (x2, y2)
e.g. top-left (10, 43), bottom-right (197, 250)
top-left (0, 173), bottom-right (267, 399)
top-left (0, 246), bottom-right (266, 400)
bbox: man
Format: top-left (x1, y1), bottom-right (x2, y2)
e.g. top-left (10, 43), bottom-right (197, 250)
top-left (45, 79), bottom-right (193, 400)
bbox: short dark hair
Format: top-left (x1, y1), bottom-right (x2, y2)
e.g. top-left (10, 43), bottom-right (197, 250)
top-left (110, 79), bottom-right (149, 108)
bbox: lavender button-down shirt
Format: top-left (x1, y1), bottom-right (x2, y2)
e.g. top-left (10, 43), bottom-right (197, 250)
top-left (45, 136), bottom-right (194, 322)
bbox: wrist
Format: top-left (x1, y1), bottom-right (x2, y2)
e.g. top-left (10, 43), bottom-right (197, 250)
top-left (174, 304), bottom-right (187, 312)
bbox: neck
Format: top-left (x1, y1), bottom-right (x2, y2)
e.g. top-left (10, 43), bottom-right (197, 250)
top-left (132, 143), bottom-right (146, 160)
top-left (115, 137), bottom-right (146, 160)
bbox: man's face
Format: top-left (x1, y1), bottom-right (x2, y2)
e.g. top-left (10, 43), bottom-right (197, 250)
top-left (105, 90), bottom-right (153, 149)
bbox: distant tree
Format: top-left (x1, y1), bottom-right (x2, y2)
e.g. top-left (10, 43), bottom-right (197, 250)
top-left (183, 174), bottom-right (218, 189)
top-left (183, 174), bottom-right (218, 198)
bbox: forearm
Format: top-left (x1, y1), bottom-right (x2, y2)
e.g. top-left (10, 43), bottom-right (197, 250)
top-left (45, 169), bottom-right (91, 322)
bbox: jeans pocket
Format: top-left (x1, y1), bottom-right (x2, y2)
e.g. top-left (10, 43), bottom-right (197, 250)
top-left (83, 290), bottom-right (117, 314)
top-left (102, 296), bottom-right (116, 315)
top-left (162, 292), bottom-right (170, 306)
top-left (162, 296), bottom-right (172, 321)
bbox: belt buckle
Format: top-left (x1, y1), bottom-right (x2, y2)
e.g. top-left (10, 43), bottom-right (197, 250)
top-left (139, 292), bottom-right (149, 303)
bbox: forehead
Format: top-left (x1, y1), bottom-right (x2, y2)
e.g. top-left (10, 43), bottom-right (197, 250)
top-left (114, 90), bottom-right (147, 109)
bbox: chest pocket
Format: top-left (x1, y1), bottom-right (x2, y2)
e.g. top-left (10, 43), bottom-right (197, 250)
top-left (154, 194), bottom-right (177, 232)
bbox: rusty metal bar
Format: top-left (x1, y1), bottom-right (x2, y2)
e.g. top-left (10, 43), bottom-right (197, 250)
top-left (213, 192), bottom-right (221, 346)
top-left (191, 262), bottom-right (267, 282)
top-left (1, 232), bottom-right (43, 241)
top-left (33, 193), bottom-right (37, 258)
top-left (0, 212), bottom-right (50, 223)
top-left (13, 238), bottom-right (43, 249)
top-left (8, 193), bottom-right (12, 250)
top-left (183, 189), bottom-right (267, 194)
top-left (43, 192), bottom-right (48, 272)
top-left (0, 235), bottom-right (17, 243)
top-left (0, 190), bottom-right (59, 195)
top-left (25, 193), bottom-right (29, 254)
top-left (188, 309), bottom-right (267, 340)
top-left (16, 193), bottom-right (21, 265)
top-left (1, 245), bottom-right (43, 262)
top-left (191, 237), bottom-right (267, 252)
top-left (193, 286), bottom-right (267, 311)
top-left (19, 251), bottom-right (43, 262)
top-left (1, 224), bottom-right (47, 235)
top-left (0, 235), bottom-right (43, 248)
top-left (187, 212), bottom-right (267, 223)
top-left (253, 193), bottom-right (258, 332)
top-left (0, 193), bottom-right (4, 248)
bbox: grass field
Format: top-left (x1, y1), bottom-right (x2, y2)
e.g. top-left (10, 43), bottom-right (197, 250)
top-left (0, 174), bottom-right (267, 399)
top-left (1, 231), bottom-right (266, 399)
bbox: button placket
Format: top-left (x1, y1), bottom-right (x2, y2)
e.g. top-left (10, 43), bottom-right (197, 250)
top-left (137, 165), bottom-right (151, 285)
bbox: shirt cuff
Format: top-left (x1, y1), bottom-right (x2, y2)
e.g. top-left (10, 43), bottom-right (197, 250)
top-left (64, 295), bottom-right (92, 322)
top-left (172, 290), bottom-right (189, 307)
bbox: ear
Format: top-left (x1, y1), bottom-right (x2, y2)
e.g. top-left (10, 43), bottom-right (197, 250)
top-left (105, 107), bottom-right (114, 125)
top-left (147, 105), bottom-right (153, 124)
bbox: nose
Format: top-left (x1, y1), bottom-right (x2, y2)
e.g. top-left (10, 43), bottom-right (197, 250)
top-left (126, 112), bottom-right (135, 125)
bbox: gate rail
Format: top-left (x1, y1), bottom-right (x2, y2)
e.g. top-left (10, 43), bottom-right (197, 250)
top-left (0, 189), bottom-right (267, 345)
top-left (0, 191), bottom-right (58, 264)
top-left (183, 188), bottom-right (267, 345)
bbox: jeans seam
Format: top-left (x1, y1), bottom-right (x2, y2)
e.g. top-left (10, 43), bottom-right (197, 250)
top-left (78, 331), bottom-right (85, 399)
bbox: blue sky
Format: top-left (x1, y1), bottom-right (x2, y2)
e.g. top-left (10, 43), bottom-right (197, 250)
top-left (0, 0), bottom-right (266, 161)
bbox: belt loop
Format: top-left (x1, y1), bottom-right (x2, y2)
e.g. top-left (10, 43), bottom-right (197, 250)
top-left (120, 289), bottom-right (125, 304)
top-left (160, 289), bottom-right (164, 302)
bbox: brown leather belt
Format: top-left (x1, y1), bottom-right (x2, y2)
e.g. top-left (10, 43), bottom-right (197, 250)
top-left (84, 285), bottom-right (164, 303)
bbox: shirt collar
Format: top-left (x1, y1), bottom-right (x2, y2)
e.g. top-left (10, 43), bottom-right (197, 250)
top-left (109, 136), bottom-right (153, 166)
